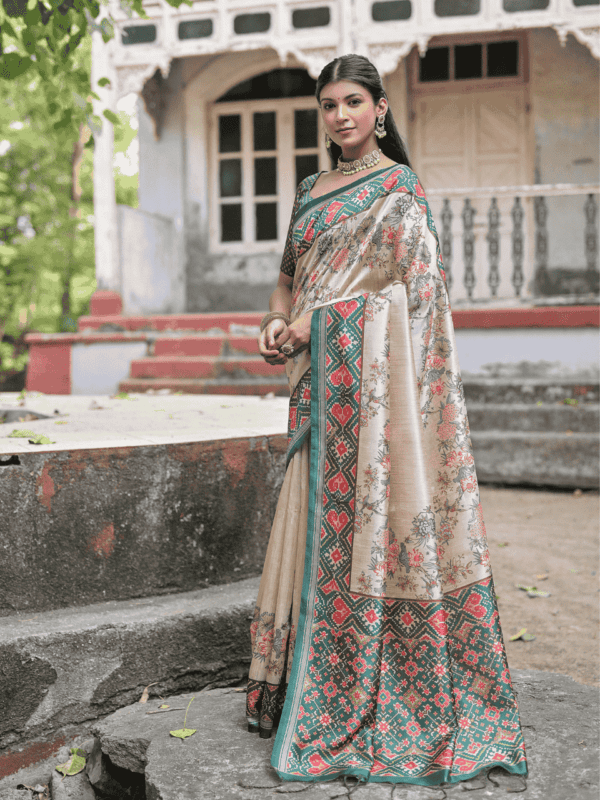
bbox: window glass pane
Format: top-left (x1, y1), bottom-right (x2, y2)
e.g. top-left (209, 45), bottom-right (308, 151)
top-left (295, 109), bottom-right (318, 149)
top-left (221, 205), bottom-right (242, 242)
top-left (503, 0), bottom-right (549, 9)
top-left (292, 7), bottom-right (331, 27)
top-left (254, 157), bottom-right (277, 196)
top-left (419, 47), bottom-right (450, 82)
top-left (296, 154), bottom-right (320, 186)
top-left (178, 19), bottom-right (213, 39)
top-left (573, 0), bottom-right (599, 5)
top-left (434, 0), bottom-right (480, 15)
top-left (233, 12), bottom-right (271, 34)
top-left (122, 25), bottom-right (157, 45)
top-left (219, 115), bottom-right (241, 153)
top-left (219, 159), bottom-right (242, 197)
top-left (256, 203), bottom-right (278, 240)
top-left (455, 44), bottom-right (483, 79)
top-left (254, 112), bottom-right (276, 151)
top-left (371, 1), bottom-right (412, 21)
top-left (487, 41), bottom-right (519, 77)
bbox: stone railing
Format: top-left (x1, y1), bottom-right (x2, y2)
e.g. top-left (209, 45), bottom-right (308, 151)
top-left (425, 183), bottom-right (599, 306)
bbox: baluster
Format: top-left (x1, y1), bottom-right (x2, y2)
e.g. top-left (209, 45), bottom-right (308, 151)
top-left (533, 196), bottom-right (549, 296)
top-left (486, 197), bottom-right (500, 297)
top-left (462, 198), bottom-right (476, 300)
top-left (440, 198), bottom-right (453, 291)
top-left (510, 196), bottom-right (524, 297)
top-left (584, 193), bottom-right (599, 294)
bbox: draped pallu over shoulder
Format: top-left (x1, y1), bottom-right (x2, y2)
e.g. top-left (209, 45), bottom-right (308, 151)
top-left (271, 166), bottom-right (528, 784)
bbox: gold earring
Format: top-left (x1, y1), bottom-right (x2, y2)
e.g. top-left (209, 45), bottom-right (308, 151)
top-left (325, 132), bottom-right (332, 149)
top-left (375, 114), bottom-right (387, 139)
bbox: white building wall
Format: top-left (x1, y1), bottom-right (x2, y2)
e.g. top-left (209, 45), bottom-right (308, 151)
top-left (530, 28), bottom-right (599, 272)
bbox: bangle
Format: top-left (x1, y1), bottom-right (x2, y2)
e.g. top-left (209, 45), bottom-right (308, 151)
top-left (260, 311), bottom-right (290, 332)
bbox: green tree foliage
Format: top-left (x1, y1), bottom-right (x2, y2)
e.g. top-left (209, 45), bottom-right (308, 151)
top-left (0, 43), bottom-right (96, 384)
top-left (0, 0), bottom-right (149, 386)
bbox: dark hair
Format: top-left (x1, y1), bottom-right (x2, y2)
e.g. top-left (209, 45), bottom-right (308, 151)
top-left (315, 54), bottom-right (412, 170)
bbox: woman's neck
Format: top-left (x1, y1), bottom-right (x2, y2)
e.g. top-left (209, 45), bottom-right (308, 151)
top-left (340, 136), bottom-right (379, 162)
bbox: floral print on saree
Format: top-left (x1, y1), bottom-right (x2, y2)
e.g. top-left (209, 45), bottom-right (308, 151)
top-left (249, 165), bottom-right (526, 784)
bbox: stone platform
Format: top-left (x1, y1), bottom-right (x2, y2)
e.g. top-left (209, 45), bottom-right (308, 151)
top-left (89, 673), bottom-right (598, 800)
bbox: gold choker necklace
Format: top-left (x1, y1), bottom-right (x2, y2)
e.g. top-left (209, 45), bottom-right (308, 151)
top-left (337, 148), bottom-right (382, 176)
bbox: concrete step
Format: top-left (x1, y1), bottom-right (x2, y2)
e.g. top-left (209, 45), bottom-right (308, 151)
top-left (467, 402), bottom-right (599, 432)
top-left (471, 430), bottom-right (599, 488)
top-left (118, 377), bottom-right (289, 396)
top-left (462, 378), bottom-right (598, 405)
top-left (85, 673), bottom-right (596, 800)
top-left (129, 355), bottom-right (284, 380)
top-left (0, 578), bottom-right (259, 765)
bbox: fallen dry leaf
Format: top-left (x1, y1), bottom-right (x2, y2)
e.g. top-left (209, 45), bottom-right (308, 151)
top-left (139, 682), bottom-right (158, 703)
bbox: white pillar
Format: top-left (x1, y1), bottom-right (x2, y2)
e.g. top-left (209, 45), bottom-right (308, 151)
top-left (91, 30), bottom-right (120, 297)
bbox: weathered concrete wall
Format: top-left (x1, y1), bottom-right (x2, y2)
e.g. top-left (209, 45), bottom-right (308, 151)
top-left (118, 206), bottom-right (184, 315)
top-left (530, 29), bottom-right (600, 272)
top-left (0, 435), bottom-right (285, 615)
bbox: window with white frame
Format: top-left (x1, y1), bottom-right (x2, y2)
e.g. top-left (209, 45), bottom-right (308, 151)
top-left (210, 96), bottom-right (327, 250)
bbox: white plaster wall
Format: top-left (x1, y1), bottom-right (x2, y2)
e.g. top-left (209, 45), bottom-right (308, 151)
top-left (530, 29), bottom-right (600, 271)
top-left (71, 342), bottom-right (148, 395)
top-left (119, 206), bottom-right (184, 314)
top-left (455, 327), bottom-right (599, 380)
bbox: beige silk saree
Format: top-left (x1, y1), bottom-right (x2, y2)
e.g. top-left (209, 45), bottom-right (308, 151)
top-left (246, 165), bottom-right (527, 786)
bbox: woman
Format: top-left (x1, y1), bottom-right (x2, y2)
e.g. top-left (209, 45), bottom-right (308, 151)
top-left (246, 54), bottom-right (527, 787)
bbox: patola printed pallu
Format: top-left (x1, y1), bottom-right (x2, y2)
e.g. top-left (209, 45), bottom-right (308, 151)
top-left (247, 166), bottom-right (528, 786)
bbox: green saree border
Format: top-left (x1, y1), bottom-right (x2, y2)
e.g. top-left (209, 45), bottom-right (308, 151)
top-left (297, 165), bottom-right (396, 222)
top-left (286, 419), bottom-right (311, 468)
top-left (272, 307), bottom-right (328, 775)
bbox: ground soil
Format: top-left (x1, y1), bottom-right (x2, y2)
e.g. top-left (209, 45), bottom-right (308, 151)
top-left (481, 485), bottom-right (599, 686)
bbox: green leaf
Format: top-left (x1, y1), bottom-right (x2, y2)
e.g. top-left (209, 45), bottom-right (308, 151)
top-left (103, 108), bottom-right (120, 125)
top-left (56, 748), bottom-right (86, 776)
top-left (28, 433), bottom-right (55, 444)
top-left (97, 76), bottom-right (111, 87)
top-left (8, 428), bottom-right (37, 438)
top-left (0, 54), bottom-right (34, 79)
top-left (169, 728), bottom-right (197, 740)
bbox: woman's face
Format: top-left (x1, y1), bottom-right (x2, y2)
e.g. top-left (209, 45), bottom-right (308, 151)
top-left (319, 79), bottom-right (387, 153)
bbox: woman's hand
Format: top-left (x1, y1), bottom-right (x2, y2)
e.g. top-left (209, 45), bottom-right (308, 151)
top-left (258, 312), bottom-right (313, 365)
top-left (277, 312), bottom-right (313, 358)
top-left (259, 318), bottom-right (289, 365)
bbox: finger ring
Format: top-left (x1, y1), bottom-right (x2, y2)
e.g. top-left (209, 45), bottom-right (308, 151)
top-left (280, 343), bottom-right (294, 356)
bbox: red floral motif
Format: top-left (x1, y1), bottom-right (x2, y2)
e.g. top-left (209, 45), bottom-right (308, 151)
top-left (407, 549), bottom-right (424, 568)
top-left (331, 248), bottom-right (350, 272)
top-left (438, 421), bottom-right (456, 440)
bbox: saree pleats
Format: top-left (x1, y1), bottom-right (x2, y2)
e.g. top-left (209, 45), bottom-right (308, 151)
top-left (247, 165), bottom-right (527, 783)
top-left (247, 437), bottom-right (310, 737)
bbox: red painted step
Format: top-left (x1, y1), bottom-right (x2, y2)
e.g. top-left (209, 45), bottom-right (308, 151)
top-left (79, 312), bottom-right (264, 333)
top-left (153, 336), bottom-right (260, 357)
top-left (130, 356), bottom-right (285, 380)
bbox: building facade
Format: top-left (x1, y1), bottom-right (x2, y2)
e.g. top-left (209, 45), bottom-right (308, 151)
top-left (91, 0), bottom-right (599, 317)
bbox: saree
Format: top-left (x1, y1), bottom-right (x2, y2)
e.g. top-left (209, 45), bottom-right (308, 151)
top-left (246, 165), bottom-right (528, 786)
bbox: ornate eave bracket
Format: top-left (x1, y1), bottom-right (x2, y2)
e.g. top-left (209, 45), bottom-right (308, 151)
top-left (114, 56), bottom-right (173, 140)
top-left (552, 23), bottom-right (600, 60)
top-left (283, 40), bottom-right (422, 80)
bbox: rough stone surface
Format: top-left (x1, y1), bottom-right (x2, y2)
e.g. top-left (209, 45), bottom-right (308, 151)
top-left (50, 769), bottom-right (96, 800)
top-left (0, 791), bottom-right (30, 800)
top-left (0, 429), bottom-right (285, 615)
top-left (0, 577), bottom-right (259, 752)
top-left (92, 671), bottom-right (599, 800)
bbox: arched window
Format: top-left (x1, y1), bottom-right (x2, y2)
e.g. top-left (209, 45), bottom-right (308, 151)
top-left (210, 69), bottom-right (327, 249)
